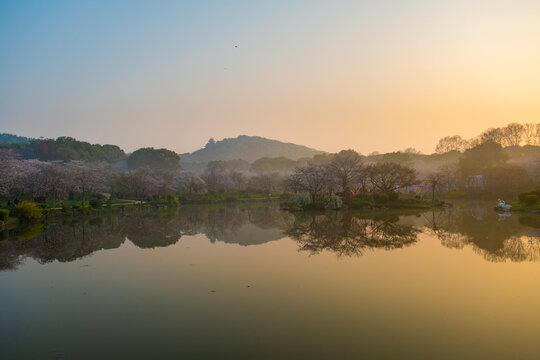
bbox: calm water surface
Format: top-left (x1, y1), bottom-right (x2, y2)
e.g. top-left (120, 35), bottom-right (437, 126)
top-left (1, 203), bottom-right (539, 359)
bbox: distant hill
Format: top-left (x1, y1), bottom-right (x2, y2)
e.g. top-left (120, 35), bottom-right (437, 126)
top-left (181, 135), bottom-right (325, 164)
top-left (0, 133), bottom-right (32, 144)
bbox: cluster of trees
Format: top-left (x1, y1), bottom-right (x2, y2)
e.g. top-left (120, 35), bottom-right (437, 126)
top-left (0, 149), bottom-right (113, 202)
top-left (435, 122), bottom-right (540, 154)
top-left (200, 161), bottom-right (284, 193)
top-left (0, 148), bottom-right (201, 202)
top-left (2, 126), bottom-right (537, 205)
top-left (426, 141), bottom-right (535, 198)
top-left (127, 147), bottom-right (181, 170)
top-left (286, 150), bottom-right (417, 201)
top-left (0, 146), bottom-right (289, 203)
top-left (0, 136), bottom-right (126, 163)
top-left (0, 133), bottom-right (31, 144)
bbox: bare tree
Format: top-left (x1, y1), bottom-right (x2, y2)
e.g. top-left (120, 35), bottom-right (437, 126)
top-left (287, 165), bottom-right (330, 201)
top-left (480, 128), bottom-right (505, 145)
top-left (522, 123), bottom-right (539, 145)
top-left (426, 172), bottom-right (445, 201)
top-left (435, 135), bottom-right (468, 154)
top-left (438, 164), bottom-right (457, 192)
top-left (502, 123), bottom-right (524, 146)
top-left (327, 150), bottom-right (363, 194)
top-left (367, 162), bottom-right (417, 193)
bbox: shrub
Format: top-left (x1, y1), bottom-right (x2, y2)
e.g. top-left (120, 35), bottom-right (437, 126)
top-left (71, 204), bottom-right (81, 211)
top-left (167, 195), bottom-right (179, 205)
top-left (324, 194), bottom-right (343, 210)
top-left (0, 209), bottom-right (9, 221)
top-left (158, 195), bottom-right (180, 205)
top-left (303, 201), bottom-right (325, 211)
top-left (527, 188), bottom-right (540, 197)
top-left (373, 193), bottom-right (389, 204)
top-left (518, 188), bottom-right (540, 202)
top-left (350, 198), bottom-right (373, 209)
top-left (524, 195), bottom-right (539, 206)
top-left (16, 201), bottom-right (43, 221)
top-left (293, 193), bottom-right (312, 207)
top-left (61, 203), bottom-right (69, 213)
top-left (518, 192), bottom-right (528, 202)
top-left (388, 191), bottom-right (399, 201)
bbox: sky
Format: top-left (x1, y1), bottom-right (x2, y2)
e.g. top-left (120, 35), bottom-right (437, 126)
top-left (1, 0), bottom-right (540, 154)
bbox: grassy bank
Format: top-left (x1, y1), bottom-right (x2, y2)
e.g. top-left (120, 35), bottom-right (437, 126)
top-left (282, 193), bottom-right (449, 212)
top-left (505, 187), bottom-right (540, 213)
top-left (0, 191), bottom-right (288, 226)
top-left (176, 191), bottom-right (285, 205)
top-left (508, 202), bottom-right (540, 213)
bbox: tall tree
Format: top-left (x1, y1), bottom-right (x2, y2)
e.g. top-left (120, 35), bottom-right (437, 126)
top-left (327, 150), bottom-right (363, 192)
top-left (287, 165), bottom-right (330, 201)
top-left (367, 163), bottom-right (417, 193)
top-left (127, 148), bottom-right (181, 171)
top-left (502, 123), bottom-right (525, 146)
top-left (435, 135), bottom-right (468, 154)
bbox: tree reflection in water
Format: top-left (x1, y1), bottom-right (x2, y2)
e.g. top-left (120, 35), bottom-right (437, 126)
top-left (0, 205), bottom-right (295, 271)
top-left (286, 212), bottom-right (420, 257)
top-left (1, 204), bottom-right (539, 271)
top-left (423, 207), bottom-right (540, 262)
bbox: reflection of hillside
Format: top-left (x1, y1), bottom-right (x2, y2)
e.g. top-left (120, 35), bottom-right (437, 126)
top-left (0, 205), bottom-right (295, 271)
top-left (200, 206), bottom-right (294, 246)
top-left (122, 211), bottom-right (184, 248)
top-left (424, 208), bottom-right (540, 262)
top-left (287, 212), bottom-right (420, 257)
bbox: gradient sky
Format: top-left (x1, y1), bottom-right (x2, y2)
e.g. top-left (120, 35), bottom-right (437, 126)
top-left (1, 0), bottom-right (540, 154)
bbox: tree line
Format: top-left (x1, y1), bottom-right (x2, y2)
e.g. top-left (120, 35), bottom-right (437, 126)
top-left (286, 150), bottom-right (416, 202)
top-left (0, 136), bottom-right (126, 163)
top-left (435, 122), bottom-right (540, 154)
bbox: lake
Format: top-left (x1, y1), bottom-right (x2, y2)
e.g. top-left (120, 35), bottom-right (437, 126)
top-left (1, 202), bottom-right (539, 359)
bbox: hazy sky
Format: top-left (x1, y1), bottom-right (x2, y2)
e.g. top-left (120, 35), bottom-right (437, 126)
top-left (1, 0), bottom-right (540, 154)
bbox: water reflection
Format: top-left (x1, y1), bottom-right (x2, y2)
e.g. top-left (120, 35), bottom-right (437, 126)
top-left (1, 203), bottom-right (539, 270)
top-left (286, 212), bottom-right (419, 257)
top-left (0, 205), bottom-right (295, 271)
top-left (423, 205), bottom-right (540, 262)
